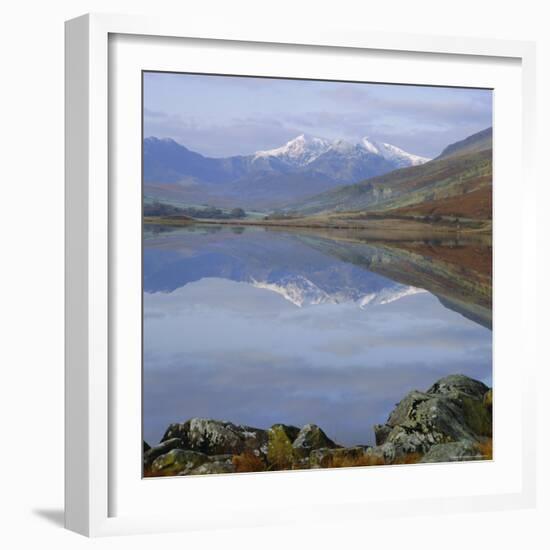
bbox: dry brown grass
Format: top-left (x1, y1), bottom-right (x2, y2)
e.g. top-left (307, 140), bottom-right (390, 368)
top-left (392, 452), bottom-right (423, 465)
top-left (143, 467), bottom-right (172, 478)
top-left (326, 454), bottom-right (385, 468)
top-left (327, 452), bottom-right (423, 468)
top-left (232, 451), bottom-right (266, 473)
top-left (477, 439), bottom-right (493, 460)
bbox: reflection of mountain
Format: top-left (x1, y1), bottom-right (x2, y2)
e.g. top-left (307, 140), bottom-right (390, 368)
top-left (144, 225), bottom-right (492, 329)
top-left (143, 134), bottom-right (429, 209)
top-left (250, 274), bottom-right (425, 308)
top-left (143, 227), bottom-right (406, 306)
top-left (296, 232), bottom-right (492, 329)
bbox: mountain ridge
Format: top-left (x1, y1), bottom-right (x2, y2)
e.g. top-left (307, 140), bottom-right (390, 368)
top-left (286, 127), bottom-right (493, 218)
top-left (143, 134), bottom-right (430, 208)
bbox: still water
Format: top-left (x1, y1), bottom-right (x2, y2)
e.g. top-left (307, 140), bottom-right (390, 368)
top-left (143, 225), bottom-right (492, 447)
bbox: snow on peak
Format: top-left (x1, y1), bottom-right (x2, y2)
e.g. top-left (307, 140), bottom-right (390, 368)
top-left (253, 134), bottom-right (430, 168)
top-left (359, 137), bottom-right (430, 166)
top-left (254, 134), bottom-right (332, 166)
top-left (359, 137), bottom-right (381, 155)
top-left (330, 139), bottom-right (356, 153)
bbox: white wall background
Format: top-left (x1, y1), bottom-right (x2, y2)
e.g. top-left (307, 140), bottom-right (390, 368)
top-left (0, 1), bottom-right (547, 548)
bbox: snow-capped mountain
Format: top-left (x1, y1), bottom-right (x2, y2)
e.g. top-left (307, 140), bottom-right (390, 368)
top-left (143, 134), bottom-right (430, 209)
top-left (253, 134), bottom-right (333, 167)
top-left (252, 134), bottom-right (429, 170)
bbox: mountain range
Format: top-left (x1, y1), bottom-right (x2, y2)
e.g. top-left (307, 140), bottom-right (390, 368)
top-left (288, 127), bottom-right (493, 219)
top-left (144, 134), bottom-right (429, 209)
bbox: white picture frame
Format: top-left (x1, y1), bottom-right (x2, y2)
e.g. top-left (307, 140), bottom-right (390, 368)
top-left (65, 12), bottom-right (537, 537)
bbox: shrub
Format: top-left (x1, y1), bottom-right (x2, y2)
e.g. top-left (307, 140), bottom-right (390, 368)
top-left (232, 451), bottom-right (266, 473)
top-left (267, 426), bottom-right (295, 470)
top-left (477, 439), bottom-right (493, 460)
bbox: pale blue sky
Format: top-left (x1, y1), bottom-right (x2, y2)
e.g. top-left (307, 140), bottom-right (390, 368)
top-left (144, 72), bottom-right (492, 159)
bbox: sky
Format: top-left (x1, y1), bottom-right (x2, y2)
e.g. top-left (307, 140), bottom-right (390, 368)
top-left (143, 71), bottom-right (493, 161)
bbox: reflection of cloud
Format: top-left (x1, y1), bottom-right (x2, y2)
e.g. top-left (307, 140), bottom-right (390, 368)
top-left (143, 278), bottom-right (492, 446)
top-left (144, 350), bottom-right (491, 448)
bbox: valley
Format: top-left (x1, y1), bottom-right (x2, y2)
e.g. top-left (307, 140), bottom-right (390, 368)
top-left (144, 128), bottom-right (493, 235)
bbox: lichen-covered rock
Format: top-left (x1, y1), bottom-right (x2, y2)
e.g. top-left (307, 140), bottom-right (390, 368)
top-left (365, 442), bottom-right (397, 464)
top-left (309, 446), bottom-right (368, 468)
top-left (161, 418), bottom-right (268, 456)
top-left (374, 375), bottom-right (492, 457)
top-left (150, 449), bottom-right (209, 476)
top-left (427, 374), bottom-right (489, 400)
top-left (373, 424), bottom-right (392, 446)
top-left (189, 460), bottom-right (236, 475)
top-left (208, 454), bottom-right (233, 463)
top-left (420, 440), bottom-right (483, 463)
top-left (292, 424), bottom-right (338, 458)
top-left (144, 437), bottom-right (185, 469)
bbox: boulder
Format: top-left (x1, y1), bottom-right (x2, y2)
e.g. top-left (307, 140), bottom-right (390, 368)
top-left (150, 449), bottom-right (209, 476)
top-left (189, 460), bottom-right (236, 476)
top-left (365, 442), bottom-right (397, 464)
top-left (143, 437), bottom-right (185, 469)
top-left (161, 418), bottom-right (268, 456)
top-left (420, 440), bottom-right (483, 463)
top-left (292, 424), bottom-right (338, 458)
top-left (427, 374), bottom-right (489, 400)
top-left (374, 375), bottom-right (492, 457)
top-left (373, 424), bottom-right (392, 446)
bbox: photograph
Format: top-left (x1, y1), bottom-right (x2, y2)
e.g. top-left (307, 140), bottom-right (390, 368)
top-left (142, 72), bottom-right (493, 477)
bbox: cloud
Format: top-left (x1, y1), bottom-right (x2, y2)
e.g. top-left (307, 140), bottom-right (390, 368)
top-left (144, 74), bottom-right (492, 158)
top-left (144, 108), bottom-right (303, 157)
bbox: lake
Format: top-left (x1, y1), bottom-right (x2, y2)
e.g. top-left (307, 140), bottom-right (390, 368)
top-left (143, 224), bottom-right (492, 448)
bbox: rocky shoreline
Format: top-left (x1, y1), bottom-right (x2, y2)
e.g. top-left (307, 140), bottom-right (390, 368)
top-left (143, 374), bottom-right (493, 477)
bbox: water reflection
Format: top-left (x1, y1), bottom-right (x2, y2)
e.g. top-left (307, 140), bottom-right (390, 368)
top-left (143, 225), bottom-right (492, 447)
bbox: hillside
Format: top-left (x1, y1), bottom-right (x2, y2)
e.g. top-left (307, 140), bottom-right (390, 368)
top-left (289, 128), bottom-right (492, 220)
top-left (383, 187), bottom-right (492, 220)
top-left (436, 127), bottom-right (493, 160)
